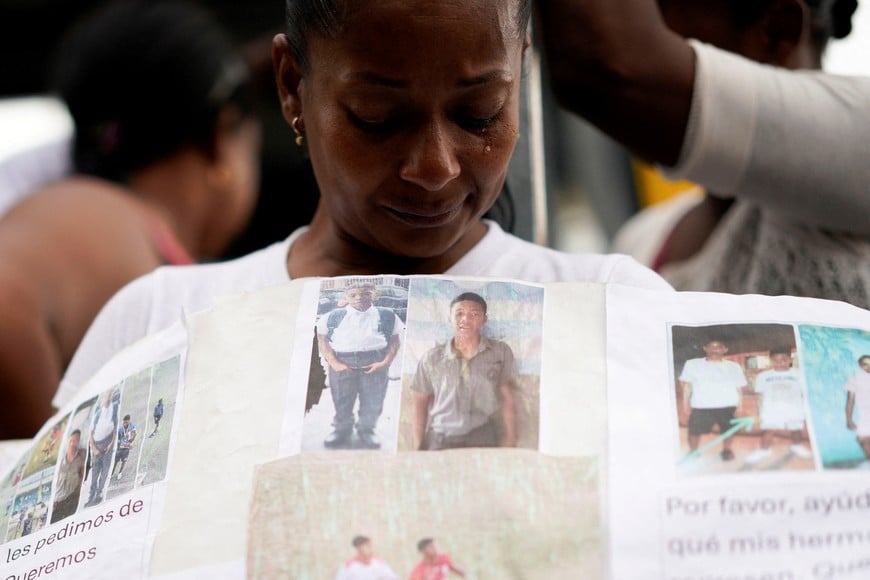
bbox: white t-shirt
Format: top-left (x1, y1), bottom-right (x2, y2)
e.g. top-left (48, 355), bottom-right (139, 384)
top-left (753, 368), bottom-right (805, 429)
top-left (679, 357), bottom-right (747, 409)
top-left (57, 221), bottom-right (670, 407)
top-left (92, 403), bottom-right (115, 442)
top-left (315, 305), bottom-right (401, 353)
top-left (335, 558), bottom-right (398, 580)
top-left (846, 371), bottom-right (870, 436)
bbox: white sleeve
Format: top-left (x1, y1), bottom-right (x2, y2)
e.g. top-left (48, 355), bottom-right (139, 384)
top-left (55, 273), bottom-right (160, 409)
top-left (663, 40), bottom-right (870, 235)
top-left (315, 313), bottom-right (330, 336)
top-left (678, 359), bottom-right (694, 383)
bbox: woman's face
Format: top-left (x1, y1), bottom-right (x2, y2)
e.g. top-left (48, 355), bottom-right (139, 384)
top-left (279, 0), bottom-right (526, 260)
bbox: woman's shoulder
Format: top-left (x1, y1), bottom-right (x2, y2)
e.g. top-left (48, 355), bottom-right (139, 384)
top-left (451, 221), bottom-right (672, 290)
top-left (1, 177), bottom-right (160, 272)
top-left (0, 178), bottom-right (164, 338)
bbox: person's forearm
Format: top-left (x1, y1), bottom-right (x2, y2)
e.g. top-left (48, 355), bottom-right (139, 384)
top-left (678, 381), bottom-right (691, 410)
top-left (535, 0), bottom-right (694, 165)
top-left (316, 334), bottom-right (341, 368)
top-left (847, 394), bottom-right (856, 424)
top-left (383, 335), bottom-right (400, 366)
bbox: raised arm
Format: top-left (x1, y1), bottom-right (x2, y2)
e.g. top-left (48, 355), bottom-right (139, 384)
top-left (535, 0), bottom-right (694, 166)
top-left (536, 0), bottom-right (870, 234)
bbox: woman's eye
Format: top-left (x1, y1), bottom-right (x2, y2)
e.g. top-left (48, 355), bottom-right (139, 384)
top-left (457, 108), bottom-right (502, 131)
top-left (347, 110), bottom-right (396, 134)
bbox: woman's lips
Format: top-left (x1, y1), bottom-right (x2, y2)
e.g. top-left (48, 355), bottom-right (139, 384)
top-left (384, 200), bottom-right (465, 228)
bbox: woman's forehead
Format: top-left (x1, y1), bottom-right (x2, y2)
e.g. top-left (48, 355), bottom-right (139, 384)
top-left (307, 0), bottom-right (523, 78)
top-left (308, 0), bottom-right (524, 88)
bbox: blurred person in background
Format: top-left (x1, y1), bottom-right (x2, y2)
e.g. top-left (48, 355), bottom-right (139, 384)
top-left (0, 0), bottom-right (261, 438)
top-left (538, 0), bottom-right (870, 308)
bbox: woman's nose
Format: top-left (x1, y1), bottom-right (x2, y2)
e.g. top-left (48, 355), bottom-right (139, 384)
top-left (399, 120), bottom-right (461, 191)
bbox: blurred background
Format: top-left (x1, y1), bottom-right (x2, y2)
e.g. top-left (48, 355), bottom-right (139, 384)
top-left (1, 0), bottom-right (868, 257)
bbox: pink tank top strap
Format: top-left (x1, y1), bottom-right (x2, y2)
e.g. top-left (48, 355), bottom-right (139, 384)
top-left (143, 211), bottom-right (195, 266)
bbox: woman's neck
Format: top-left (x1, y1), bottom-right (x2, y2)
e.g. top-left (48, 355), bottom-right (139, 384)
top-left (287, 208), bottom-right (487, 278)
top-left (126, 150), bottom-right (214, 258)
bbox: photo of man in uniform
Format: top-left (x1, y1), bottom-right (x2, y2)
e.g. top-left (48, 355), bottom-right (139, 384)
top-left (678, 339), bottom-right (748, 461)
top-left (316, 283), bottom-right (402, 449)
top-left (51, 429), bottom-right (86, 522)
top-left (411, 292), bottom-right (517, 451)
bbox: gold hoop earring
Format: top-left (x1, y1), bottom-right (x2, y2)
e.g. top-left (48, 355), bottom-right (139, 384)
top-left (291, 116), bottom-right (304, 146)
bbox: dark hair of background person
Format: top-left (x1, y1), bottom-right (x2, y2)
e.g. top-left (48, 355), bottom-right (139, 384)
top-left (0, 0), bottom-right (315, 259)
top-left (729, 0), bottom-right (858, 50)
top-left (52, 0), bottom-right (255, 184)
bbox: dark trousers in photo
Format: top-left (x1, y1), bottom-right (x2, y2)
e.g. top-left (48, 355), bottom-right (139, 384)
top-left (329, 348), bottom-right (390, 434)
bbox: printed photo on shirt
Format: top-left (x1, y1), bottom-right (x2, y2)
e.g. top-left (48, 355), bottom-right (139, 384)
top-left (6, 481), bottom-right (53, 542)
top-left (50, 396), bottom-right (97, 524)
top-left (105, 368), bottom-right (149, 500)
top-left (1, 414), bottom-right (69, 541)
top-left (22, 415), bottom-right (69, 483)
top-left (0, 471), bottom-right (17, 542)
top-left (670, 323), bottom-right (816, 476)
top-left (798, 325), bottom-right (870, 470)
top-left (330, 534), bottom-right (466, 580)
top-left (398, 279), bottom-right (544, 452)
top-left (0, 357), bottom-right (183, 548)
top-left (247, 450), bottom-right (601, 579)
top-left (135, 355), bottom-right (182, 486)
top-left (79, 386), bottom-right (122, 511)
top-left (302, 277), bottom-right (409, 453)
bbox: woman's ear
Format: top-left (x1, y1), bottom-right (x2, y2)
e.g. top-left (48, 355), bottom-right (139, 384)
top-left (750, 0), bottom-right (809, 66)
top-left (272, 33), bottom-right (305, 125)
